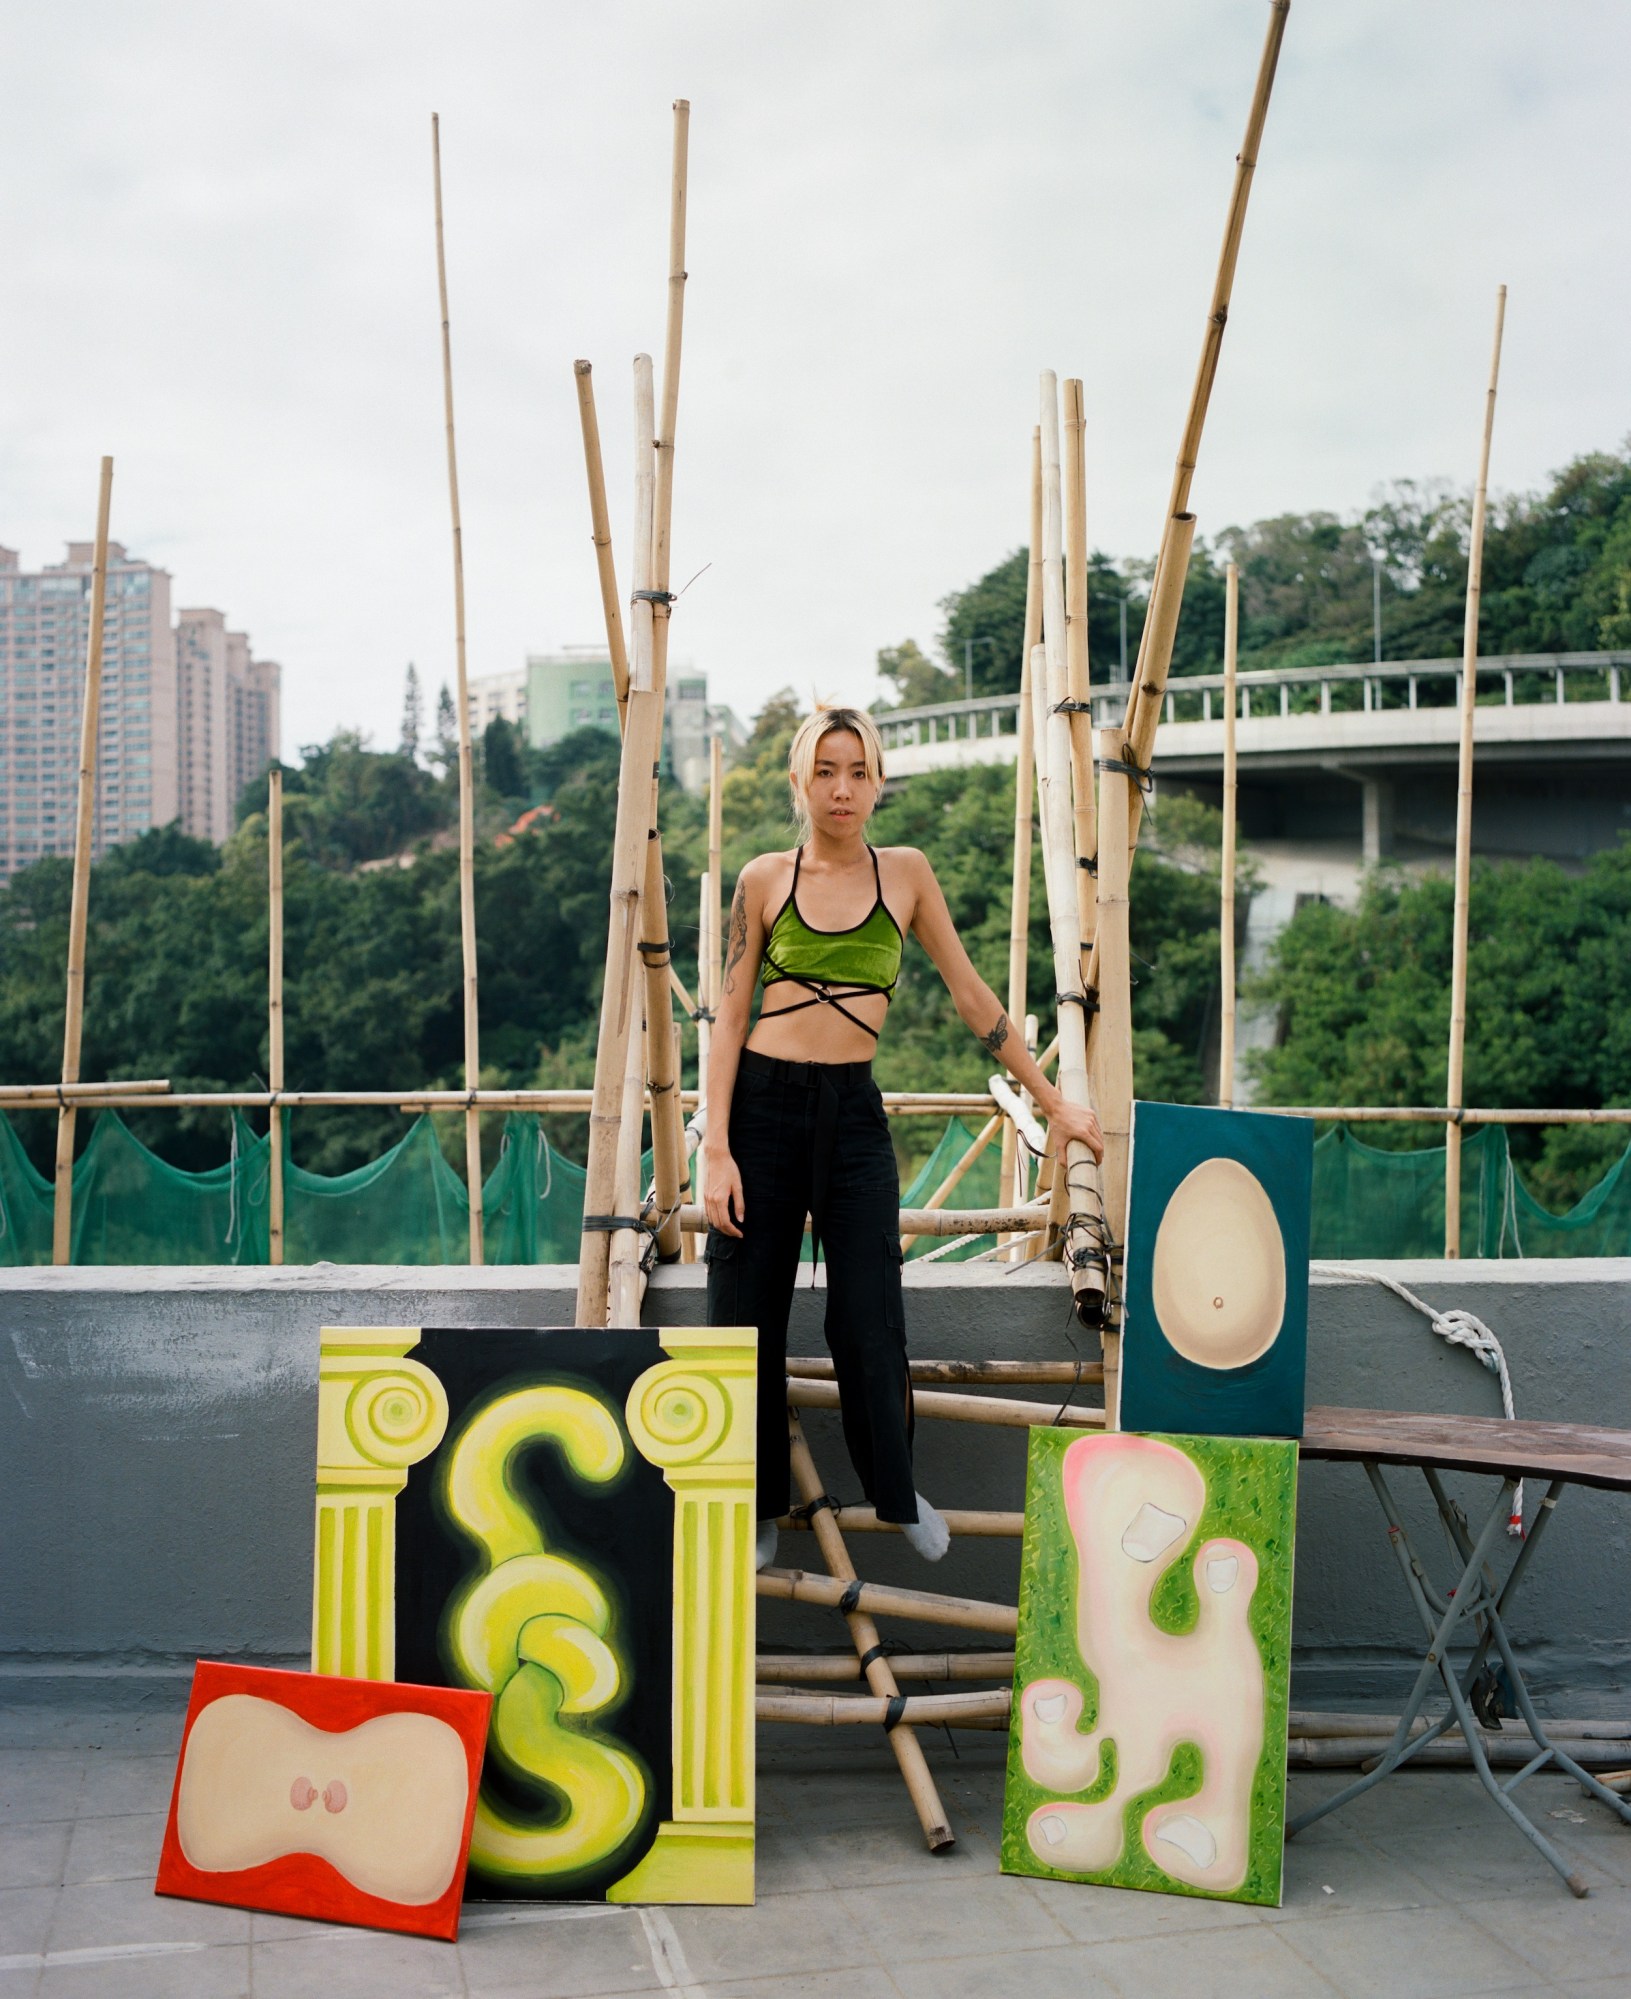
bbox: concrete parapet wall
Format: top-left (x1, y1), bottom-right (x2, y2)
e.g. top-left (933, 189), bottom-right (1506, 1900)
top-left (2, 1260), bottom-right (1628, 1712)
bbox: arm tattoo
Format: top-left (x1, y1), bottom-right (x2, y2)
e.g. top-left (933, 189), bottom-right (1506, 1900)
top-left (722, 881), bottom-right (750, 995)
top-left (979, 1009), bottom-right (1010, 1060)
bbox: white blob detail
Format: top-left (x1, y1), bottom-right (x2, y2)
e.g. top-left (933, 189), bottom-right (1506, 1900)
top-left (1121, 1502), bottom-right (1187, 1564)
top-left (1153, 1814), bottom-right (1218, 1868)
top-left (1038, 1813), bottom-right (1068, 1847)
top-left (1206, 1556), bottom-right (1240, 1594)
top-left (1032, 1692), bottom-right (1068, 1724)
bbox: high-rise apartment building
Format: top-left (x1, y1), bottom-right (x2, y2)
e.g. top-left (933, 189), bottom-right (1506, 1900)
top-left (522, 648), bottom-right (736, 793)
top-left (0, 542), bottom-right (280, 884)
top-left (465, 666), bottom-right (528, 737)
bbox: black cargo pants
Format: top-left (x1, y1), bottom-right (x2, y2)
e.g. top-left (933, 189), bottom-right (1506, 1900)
top-left (705, 1048), bottom-right (918, 1525)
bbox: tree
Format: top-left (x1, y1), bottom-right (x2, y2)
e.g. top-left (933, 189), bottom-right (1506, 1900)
top-left (938, 550), bottom-right (1027, 695)
top-left (400, 663), bottom-right (422, 761)
top-left (875, 640), bottom-right (955, 711)
top-left (434, 682), bottom-right (458, 770)
top-left (482, 716), bottom-right (525, 800)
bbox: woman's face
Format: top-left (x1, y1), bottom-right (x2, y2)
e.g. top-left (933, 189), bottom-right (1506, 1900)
top-left (801, 728), bottom-right (878, 835)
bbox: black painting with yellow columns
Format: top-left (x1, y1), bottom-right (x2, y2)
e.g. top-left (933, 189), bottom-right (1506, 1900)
top-left (312, 1324), bottom-right (757, 1906)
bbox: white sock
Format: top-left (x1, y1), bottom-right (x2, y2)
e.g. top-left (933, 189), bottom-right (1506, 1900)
top-left (755, 1519), bottom-right (778, 1572)
top-left (901, 1494), bottom-right (950, 1563)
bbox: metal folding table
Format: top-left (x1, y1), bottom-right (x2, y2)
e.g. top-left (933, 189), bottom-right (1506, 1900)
top-left (1291, 1406), bottom-right (1631, 1897)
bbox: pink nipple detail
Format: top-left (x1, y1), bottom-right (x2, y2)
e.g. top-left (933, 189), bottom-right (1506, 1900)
top-left (322, 1780), bottom-right (348, 1814)
top-left (289, 1777), bottom-right (318, 1811)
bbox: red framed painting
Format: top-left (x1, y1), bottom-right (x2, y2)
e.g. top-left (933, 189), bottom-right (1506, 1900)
top-left (155, 1661), bottom-right (492, 1941)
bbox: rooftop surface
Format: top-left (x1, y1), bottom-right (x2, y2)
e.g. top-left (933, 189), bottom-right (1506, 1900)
top-left (4, 1703), bottom-right (1630, 1998)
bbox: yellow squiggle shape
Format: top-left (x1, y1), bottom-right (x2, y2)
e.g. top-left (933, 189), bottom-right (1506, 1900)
top-left (439, 1382), bottom-right (648, 1886)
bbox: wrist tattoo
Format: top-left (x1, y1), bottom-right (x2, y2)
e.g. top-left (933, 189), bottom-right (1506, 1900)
top-left (979, 1009), bottom-right (1010, 1059)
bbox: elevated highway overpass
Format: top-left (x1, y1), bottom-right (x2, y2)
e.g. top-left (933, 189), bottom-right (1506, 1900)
top-left (876, 651), bottom-right (1631, 869)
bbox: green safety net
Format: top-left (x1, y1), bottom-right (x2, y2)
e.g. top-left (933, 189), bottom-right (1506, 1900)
top-left (4, 1109), bottom-right (1630, 1266)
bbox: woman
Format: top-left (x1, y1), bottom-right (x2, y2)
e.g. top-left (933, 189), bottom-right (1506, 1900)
top-left (702, 705), bottom-right (1104, 1570)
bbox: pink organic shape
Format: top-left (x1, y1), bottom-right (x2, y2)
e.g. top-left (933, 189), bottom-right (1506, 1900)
top-left (323, 1780), bottom-right (348, 1814)
top-left (289, 1776), bottom-right (318, 1811)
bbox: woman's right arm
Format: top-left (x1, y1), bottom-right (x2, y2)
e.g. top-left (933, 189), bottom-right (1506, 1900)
top-left (702, 860), bottom-right (767, 1237)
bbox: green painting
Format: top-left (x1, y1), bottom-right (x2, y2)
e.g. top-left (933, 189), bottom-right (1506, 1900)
top-left (1001, 1428), bottom-right (1297, 1907)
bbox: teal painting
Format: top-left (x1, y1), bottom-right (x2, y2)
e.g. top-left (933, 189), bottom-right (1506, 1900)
top-left (1001, 1428), bottom-right (1297, 1907)
top-left (1119, 1101), bottom-right (1313, 1439)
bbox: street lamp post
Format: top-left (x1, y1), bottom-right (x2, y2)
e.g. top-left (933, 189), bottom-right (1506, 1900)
top-left (963, 634), bottom-right (1000, 703)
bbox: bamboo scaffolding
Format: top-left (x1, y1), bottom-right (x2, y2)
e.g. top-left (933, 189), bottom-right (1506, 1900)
top-left (1446, 284), bottom-right (1508, 1259)
top-left (756, 1652), bottom-right (1016, 1685)
top-left (1063, 378), bottom-right (1097, 965)
top-left (785, 1358), bottom-right (1105, 1386)
top-left (1219, 559), bottom-right (1239, 1108)
top-left (637, 99), bottom-right (694, 1267)
top-left (51, 456), bottom-right (114, 1266)
top-left (899, 1112), bottom-right (1002, 1252)
top-left (787, 1377), bottom-right (1103, 1432)
top-left (430, 115), bottom-right (484, 1264)
top-left (783, 1411), bottom-right (956, 1849)
top-left (267, 769), bottom-right (285, 1266)
top-left (607, 978), bottom-right (649, 1329)
top-left (758, 1689), bottom-right (1011, 1729)
top-left (1036, 375), bottom-right (1109, 1321)
top-left (578, 354), bottom-right (664, 1325)
top-left (758, 1564), bottom-right (1018, 1639)
top-left (1001, 429), bottom-right (1044, 1230)
top-left (1, 1085), bottom-right (1006, 1115)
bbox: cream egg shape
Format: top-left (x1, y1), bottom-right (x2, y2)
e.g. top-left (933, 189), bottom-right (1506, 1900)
top-left (1150, 1157), bottom-right (1285, 1369)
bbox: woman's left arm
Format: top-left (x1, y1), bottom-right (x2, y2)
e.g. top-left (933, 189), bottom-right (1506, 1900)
top-left (902, 850), bottom-right (1104, 1162)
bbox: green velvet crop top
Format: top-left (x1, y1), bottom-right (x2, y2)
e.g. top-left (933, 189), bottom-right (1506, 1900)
top-left (759, 845), bottom-right (904, 1040)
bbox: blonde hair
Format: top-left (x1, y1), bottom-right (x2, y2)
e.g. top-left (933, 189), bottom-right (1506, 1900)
top-left (787, 707), bottom-right (886, 836)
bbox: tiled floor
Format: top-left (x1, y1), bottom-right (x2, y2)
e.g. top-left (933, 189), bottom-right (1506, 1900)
top-left (4, 1702), bottom-right (1630, 1996)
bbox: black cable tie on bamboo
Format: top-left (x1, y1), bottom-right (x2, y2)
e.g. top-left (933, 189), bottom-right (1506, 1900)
top-left (1055, 991), bottom-right (1095, 1014)
top-left (691, 1005), bottom-right (716, 1025)
top-left (883, 1694), bottom-right (908, 1732)
top-left (789, 1493), bottom-right (839, 1524)
top-left (1078, 853), bottom-right (1098, 875)
top-left (838, 1580), bottom-right (865, 1615)
top-left (856, 1643), bottom-right (888, 1672)
top-left (1051, 698), bottom-right (1094, 716)
top-left (631, 588), bottom-right (676, 606)
top-left (1095, 752), bottom-right (1155, 795)
top-left (635, 938), bottom-right (672, 961)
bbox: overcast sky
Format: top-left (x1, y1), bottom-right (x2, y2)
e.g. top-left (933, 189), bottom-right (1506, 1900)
top-left (2, 1), bottom-right (1627, 756)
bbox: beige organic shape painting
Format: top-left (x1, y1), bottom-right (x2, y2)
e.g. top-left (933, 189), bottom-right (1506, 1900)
top-left (1150, 1157), bottom-right (1286, 1370)
top-left (1002, 1428), bottom-right (1296, 1906)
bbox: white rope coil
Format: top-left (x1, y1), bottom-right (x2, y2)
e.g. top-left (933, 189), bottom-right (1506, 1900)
top-left (1311, 1263), bottom-right (1523, 1535)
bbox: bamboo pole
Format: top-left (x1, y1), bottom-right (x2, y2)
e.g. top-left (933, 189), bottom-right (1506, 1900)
top-left (1037, 376), bottom-right (1109, 1322)
top-left (694, 733), bottom-right (724, 1208)
top-left (1001, 428), bottom-right (1044, 1233)
top-left (756, 1652), bottom-right (1016, 1685)
top-left (572, 361), bottom-right (632, 704)
top-left (784, 1412), bottom-right (956, 1850)
top-left (52, 456), bottom-right (115, 1265)
top-left (1063, 378), bottom-right (1097, 968)
top-left (577, 354), bottom-right (664, 1325)
top-left (430, 114), bottom-right (484, 1264)
top-left (1094, 723), bottom-right (1137, 1429)
top-left (1219, 559), bottom-right (1239, 1109)
top-left (4, 1080), bottom-right (169, 1101)
top-left (637, 99), bottom-right (693, 1267)
top-left (787, 1377), bottom-right (1103, 1432)
top-left (758, 1564), bottom-right (1018, 1640)
top-left (607, 982), bottom-right (650, 1328)
top-left (757, 1689), bottom-right (1011, 1728)
top-left (785, 1358), bottom-right (1104, 1386)
top-left (779, 1506), bottom-right (1025, 1538)
top-left (1121, 0), bottom-right (1290, 766)
top-left (899, 1112), bottom-right (1002, 1251)
top-left (676, 1202), bottom-right (1045, 1238)
top-left (1446, 284), bottom-right (1508, 1259)
top-left (267, 769), bottom-right (285, 1265)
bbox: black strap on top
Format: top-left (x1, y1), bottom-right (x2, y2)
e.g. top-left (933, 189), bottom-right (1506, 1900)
top-left (759, 844), bottom-right (897, 1040)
